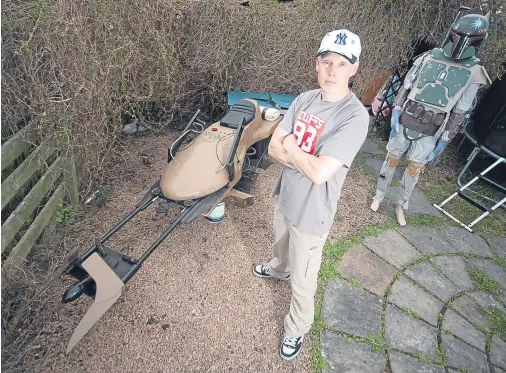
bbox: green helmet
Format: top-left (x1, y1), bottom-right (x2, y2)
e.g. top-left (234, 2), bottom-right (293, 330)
top-left (442, 13), bottom-right (489, 59)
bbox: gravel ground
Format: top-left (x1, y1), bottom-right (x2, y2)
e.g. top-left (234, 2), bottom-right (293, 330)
top-left (14, 131), bottom-right (383, 373)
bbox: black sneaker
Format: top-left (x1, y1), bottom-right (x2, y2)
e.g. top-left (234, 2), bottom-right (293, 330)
top-left (253, 264), bottom-right (290, 280)
top-left (280, 334), bottom-right (303, 360)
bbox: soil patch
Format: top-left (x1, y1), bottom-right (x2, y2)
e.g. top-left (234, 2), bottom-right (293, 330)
top-left (4, 131), bottom-right (382, 372)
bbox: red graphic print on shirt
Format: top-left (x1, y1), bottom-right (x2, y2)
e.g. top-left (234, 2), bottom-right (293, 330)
top-left (293, 111), bottom-right (326, 155)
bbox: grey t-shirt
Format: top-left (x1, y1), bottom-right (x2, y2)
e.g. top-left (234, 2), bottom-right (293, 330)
top-left (271, 88), bottom-right (369, 235)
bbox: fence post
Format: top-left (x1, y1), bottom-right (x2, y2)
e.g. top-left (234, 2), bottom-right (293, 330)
top-left (1, 129), bottom-right (81, 273)
top-left (64, 152), bottom-right (79, 205)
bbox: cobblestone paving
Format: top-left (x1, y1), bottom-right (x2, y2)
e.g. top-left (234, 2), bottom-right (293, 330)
top-left (321, 224), bottom-right (506, 373)
top-left (320, 139), bottom-right (506, 373)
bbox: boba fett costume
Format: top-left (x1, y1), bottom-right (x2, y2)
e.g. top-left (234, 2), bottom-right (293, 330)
top-left (370, 12), bottom-right (492, 225)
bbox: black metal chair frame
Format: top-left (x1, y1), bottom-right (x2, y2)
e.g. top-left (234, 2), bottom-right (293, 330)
top-left (370, 67), bottom-right (406, 140)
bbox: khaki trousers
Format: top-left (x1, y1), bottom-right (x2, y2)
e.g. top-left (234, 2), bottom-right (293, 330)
top-left (267, 204), bottom-right (329, 337)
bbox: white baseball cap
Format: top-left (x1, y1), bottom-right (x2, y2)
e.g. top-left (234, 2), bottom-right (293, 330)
top-left (316, 29), bottom-right (361, 64)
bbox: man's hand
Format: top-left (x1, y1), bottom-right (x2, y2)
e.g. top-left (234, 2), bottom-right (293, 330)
top-left (283, 135), bottom-right (343, 185)
top-left (268, 126), bottom-right (296, 169)
top-left (282, 134), bottom-right (298, 152)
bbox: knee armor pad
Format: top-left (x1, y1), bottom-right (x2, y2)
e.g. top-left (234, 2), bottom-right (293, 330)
top-left (408, 162), bottom-right (425, 177)
top-left (387, 152), bottom-right (400, 167)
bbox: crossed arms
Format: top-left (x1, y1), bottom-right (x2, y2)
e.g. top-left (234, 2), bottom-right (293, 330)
top-left (267, 125), bottom-right (344, 185)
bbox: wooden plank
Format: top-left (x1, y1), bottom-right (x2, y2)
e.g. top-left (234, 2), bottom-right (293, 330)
top-left (1, 156), bottom-right (65, 252)
top-left (225, 188), bottom-right (254, 208)
top-left (63, 154), bottom-right (79, 204)
top-left (3, 183), bottom-right (66, 269)
top-left (1, 126), bottom-right (37, 172)
top-left (1, 140), bottom-right (56, 210)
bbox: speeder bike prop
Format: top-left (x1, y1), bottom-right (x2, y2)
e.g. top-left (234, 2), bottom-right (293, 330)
top-left (54, 98), bottom-right (287, 353)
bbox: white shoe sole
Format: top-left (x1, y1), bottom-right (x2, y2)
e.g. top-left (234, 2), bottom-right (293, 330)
top-left (370, 199), bottom-right (380, 212)
top-left (280, 343), bottom-right (303, 360)
top-left (253, 266), bottom-right (290, 280)
top-left (280, 350), bottom-right (300, 360)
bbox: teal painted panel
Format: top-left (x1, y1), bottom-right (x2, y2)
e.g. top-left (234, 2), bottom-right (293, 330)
top-left (416, 61), bottom-right (446, 88)
top-left (443, 67), bottom-right (471, 97)
top-left (415, 85), bottom-right (448, 107)
top-left (227, 91), bottom-right (296, 109)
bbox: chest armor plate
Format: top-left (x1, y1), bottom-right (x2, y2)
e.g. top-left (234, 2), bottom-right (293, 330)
top-left (414, 60), bottom-right (472, 108)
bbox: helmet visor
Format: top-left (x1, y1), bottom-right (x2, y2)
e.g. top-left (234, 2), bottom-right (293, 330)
top-left (446, 30), bottom-right (484, 59)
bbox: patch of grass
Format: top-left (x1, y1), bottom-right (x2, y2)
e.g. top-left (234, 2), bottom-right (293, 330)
top-left (380, 218), bottom-right (398, 230)
top-left (439, 309), bottom-right (445, 323)
top-left (339, 331), bottom-right (389, 353)
top-left (350, 278), bottom-right (359, 287)
top-left (405, 253), bottom-right (437, 270)
top-left (323, 240), bottom-right (350, 264)
top-left (429, 259), bottom-right (445, 276)
top-left (476, 214), bottom-right (506, 238)
top-left (471, 316), bottom-right (488, 334)
top-left (420, 176), bottom-right (506, 237)
top-left (55, 203), bottom-right (77, 224)
top-left (357, 219), bottom-right (398, 241)
top-left (350, 235), bottom-right (364, 245)
top-left (383, 271), bottom-right (402, 299)
top-left (406, 308), bottom-right (419, 320)
top-left (442, 329), bottom-right (455, 337)
top-left (483, 307), bottom-right (506, 339)
top-left (437, 344), bottom-right (448, 367)
top-left (467, 266), bottom-right (503, 297)
top-left (413, 352), bottom-right (430, 363)
top-left (364, 332), bottom-right (389, 353)
top-left (309, 337), bottom-right (327, 372)
top-left (485, 331), bottom-right (493, 356)
top-left (312, 306), bottom-right (326, 333)
top-left (319, 261), bottom-right (339, 281)
top-left (363, 225), bottom-right (380, 237)
top-left (405, 214), bottom-right (446, 228)
top-left (492, 255), bottom-right (506, 269)
top-left (310, 283), bottom-right (328, 372)
top-left (343, 333), bottom-right (358, 342)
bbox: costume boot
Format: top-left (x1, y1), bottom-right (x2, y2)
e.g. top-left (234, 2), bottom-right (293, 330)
top-left (395, 205), bottom-right (406, 226)
top-left (370, 198), bottom-right (380, 212)
top-left (372, 152), bottom-right (401, 212)
top-left (395, 161), bottom-right (426, 225)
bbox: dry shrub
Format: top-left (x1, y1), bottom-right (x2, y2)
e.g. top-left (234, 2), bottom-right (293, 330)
top-left (2, 0), bottom-right (505, 190)
top-left (1, 226), bottom-right (72, 373)
top-left (1, 0), bottom-right (505, 371)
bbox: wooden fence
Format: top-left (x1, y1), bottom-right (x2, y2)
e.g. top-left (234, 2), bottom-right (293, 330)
top-left (1, 126), bottom-right (79, 271)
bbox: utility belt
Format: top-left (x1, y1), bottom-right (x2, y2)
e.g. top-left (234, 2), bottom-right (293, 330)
top-left (400, 100), bottom-right (446, 137)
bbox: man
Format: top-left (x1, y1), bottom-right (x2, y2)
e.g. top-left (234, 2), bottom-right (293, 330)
top-left (253, 29), bottom-right (369, 360)
top-left (369, 12), bottom-right (491, 226)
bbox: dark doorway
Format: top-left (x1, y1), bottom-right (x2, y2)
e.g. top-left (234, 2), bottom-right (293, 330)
top-left (459, 63), bottom-right (506, 184)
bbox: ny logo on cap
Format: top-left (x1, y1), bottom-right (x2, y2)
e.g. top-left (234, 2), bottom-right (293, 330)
top-left (335, 32), bottom-right (347, 45)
